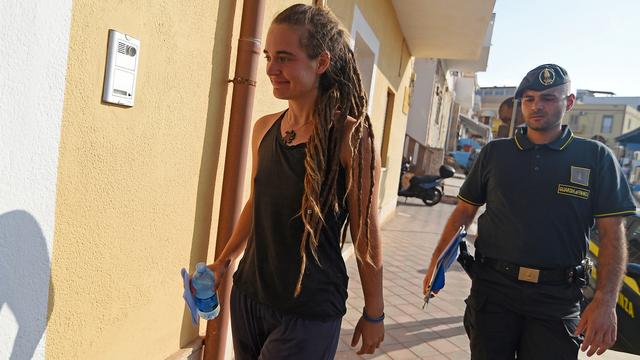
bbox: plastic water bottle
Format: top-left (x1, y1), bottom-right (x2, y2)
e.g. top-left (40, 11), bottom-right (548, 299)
top-left (192, 262), bottom-right (220, 320)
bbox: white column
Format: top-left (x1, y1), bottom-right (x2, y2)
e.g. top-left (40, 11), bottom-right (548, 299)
top-left (0, 1), bottom-right (73, 358)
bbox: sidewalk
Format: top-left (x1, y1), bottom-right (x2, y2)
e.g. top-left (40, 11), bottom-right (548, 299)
top-left (335, 199), bottom-right (638, 359)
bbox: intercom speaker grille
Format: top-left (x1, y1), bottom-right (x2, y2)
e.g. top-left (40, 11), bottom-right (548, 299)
top-left (117, 42), bottom-right (137, 57)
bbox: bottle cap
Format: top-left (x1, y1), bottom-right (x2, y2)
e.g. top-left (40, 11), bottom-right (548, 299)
top-left (196, 262), bottom-right (206, 273)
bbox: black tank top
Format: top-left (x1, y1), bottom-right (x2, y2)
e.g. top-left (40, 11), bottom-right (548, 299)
top-left (233, 111), bottom-right (349, 320)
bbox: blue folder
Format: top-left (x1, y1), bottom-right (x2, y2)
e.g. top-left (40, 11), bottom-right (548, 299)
top-left (423, 226), bottom-right (467, 309)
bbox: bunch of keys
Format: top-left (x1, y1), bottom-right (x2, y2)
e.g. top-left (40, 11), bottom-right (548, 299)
top-left (422, 287), bottom-right (435, 309)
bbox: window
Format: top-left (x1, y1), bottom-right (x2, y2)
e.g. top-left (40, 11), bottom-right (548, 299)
top-left (601, 115), bottom-right (613, 133)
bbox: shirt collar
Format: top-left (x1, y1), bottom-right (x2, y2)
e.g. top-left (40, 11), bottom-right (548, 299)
top-left (513, 125), bottom-right (574, 151)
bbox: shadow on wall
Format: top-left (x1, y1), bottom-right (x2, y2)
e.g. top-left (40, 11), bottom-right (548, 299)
top-left (0, 210), bottom-right (54, 360)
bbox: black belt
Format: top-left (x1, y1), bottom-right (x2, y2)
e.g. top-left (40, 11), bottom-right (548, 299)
top-left (476, 254), bottom-right (590, 285)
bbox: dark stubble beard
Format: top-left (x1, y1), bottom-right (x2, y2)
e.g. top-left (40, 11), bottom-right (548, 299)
top-left (525, 108), bottom-right (565, 132)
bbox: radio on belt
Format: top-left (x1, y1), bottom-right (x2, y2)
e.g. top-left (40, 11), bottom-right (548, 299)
top-left (102, 29), bottom-right (140, 107)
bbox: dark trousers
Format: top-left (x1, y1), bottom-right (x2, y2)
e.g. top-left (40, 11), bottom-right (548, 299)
top-left (230, 286), bottom-right (342, 360)
top-left (464, 264), bottom-right (584, 359)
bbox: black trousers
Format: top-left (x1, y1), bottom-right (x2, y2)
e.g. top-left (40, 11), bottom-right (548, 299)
top-left (464, 264), bottom-right (584, 360)
top-left (230, 286), bottom-right (342, 360)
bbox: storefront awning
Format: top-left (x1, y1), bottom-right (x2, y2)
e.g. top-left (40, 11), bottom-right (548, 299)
top-left (459, 115), bottom-right (492, 139)
top-left (616, 127), bottom-right (640, 144)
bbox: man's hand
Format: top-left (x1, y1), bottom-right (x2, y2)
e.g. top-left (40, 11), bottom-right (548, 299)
top-left (575, 296), bottom-right (617, 356)
top-left (351, 317), bottom-right (384, 355)
top-left (422, 201), bottom-right (478, 298)
top-left (422, 260), bottom-right (438, 297)
top-left (576, 216), bottom-right (626, 356)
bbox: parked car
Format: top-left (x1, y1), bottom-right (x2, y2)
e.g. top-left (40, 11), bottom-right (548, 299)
top-left (464, 148), bottom-right (481, 175)
top-left (450, 138), bottom-right (482, 174)
top-left (583, 214), bottom-right (640, 355)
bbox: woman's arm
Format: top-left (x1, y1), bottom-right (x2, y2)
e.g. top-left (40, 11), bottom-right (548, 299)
top-left (340, 119), bottom-right (384, 355)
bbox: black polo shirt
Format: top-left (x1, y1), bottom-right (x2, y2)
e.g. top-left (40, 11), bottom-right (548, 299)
top-left (459, 125), bottom-right (636, 269)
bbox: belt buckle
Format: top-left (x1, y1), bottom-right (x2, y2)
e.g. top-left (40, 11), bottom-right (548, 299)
top-left (518, 267), bottom-right (540, 283)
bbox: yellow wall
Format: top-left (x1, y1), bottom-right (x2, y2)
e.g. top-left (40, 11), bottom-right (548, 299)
top-left (329, 0), bottom-right (412, 220)
top-left (48, 1), bottom-right (236, 359)
top-left (623, 106), bottom-right (640, 134)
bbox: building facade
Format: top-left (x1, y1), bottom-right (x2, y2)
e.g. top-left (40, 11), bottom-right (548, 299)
top-left (404, 10), bottom-right (496, 175)
top-left (476, 85), bottom-right (516, 135)
top-left (578, 89), bottom-right (640, 111)
top-left (568, 104), bottom-right (640, 150)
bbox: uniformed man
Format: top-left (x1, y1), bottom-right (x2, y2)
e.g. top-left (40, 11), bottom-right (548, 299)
top-left (423, 64), bottom-right (636, 359)
top-left (496, 96), bottom-right (524, 138)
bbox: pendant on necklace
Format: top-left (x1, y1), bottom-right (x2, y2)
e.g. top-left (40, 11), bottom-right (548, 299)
top-left (283, 129), bottom-right (296, 145)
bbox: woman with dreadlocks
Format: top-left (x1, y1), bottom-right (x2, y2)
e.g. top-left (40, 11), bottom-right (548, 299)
top-left (206, 4), bottom-right (384, 358)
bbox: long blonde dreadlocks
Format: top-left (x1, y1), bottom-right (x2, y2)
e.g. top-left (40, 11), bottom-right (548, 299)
top-left (273, 4), bottom-right (377, 297)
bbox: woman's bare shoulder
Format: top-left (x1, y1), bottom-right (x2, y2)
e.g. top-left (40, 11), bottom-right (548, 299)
top-left (252, 110), bottom-right (286, 142)
top-left (254, 110), bottom-right (286, 131)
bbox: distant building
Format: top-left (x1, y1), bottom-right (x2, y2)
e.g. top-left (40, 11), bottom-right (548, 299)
top-left (476, 86), bottom-right (516, 135)
top-left (404, 11), bottom-right (496, 175)
top-left (567, 103), bottom-right (640, 152)
top-left (577, 89), bottom-right (640, 111)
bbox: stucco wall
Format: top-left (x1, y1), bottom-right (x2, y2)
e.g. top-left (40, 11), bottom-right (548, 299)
top-left (46, 2), bottom-right (234, 359)
top-left (0, 1), bottom-right (73, 359)
top-left (329, 0), bottom-right (412, 221)
top-left (407, 59), bottom-right (437, 145)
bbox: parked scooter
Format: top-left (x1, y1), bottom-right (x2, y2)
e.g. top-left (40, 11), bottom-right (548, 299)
top-left (398, 158), bottom-right (455, 206)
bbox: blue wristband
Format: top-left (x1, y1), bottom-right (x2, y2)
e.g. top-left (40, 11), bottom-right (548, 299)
top-left (362, 308), bottom-right (385, 323)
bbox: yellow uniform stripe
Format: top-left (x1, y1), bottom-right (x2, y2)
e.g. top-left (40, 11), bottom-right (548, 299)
top-left (589, 240), bottom-right (599, 257)
top-left (514, 136), bottom-right (524, 150)
top-left (457, 195), bottom-right (483, 206)
top-left (624, 276), bottom-right (640, 295)
top-left (594, 210), bottom-right (637, 218)
top-left (559, 134), bottom-right (574, 150)
top-left (588, 240), bottom-right (640, 295)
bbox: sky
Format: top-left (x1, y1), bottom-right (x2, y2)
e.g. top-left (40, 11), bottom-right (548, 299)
top-left (476, 0), bottom-right (640, 96)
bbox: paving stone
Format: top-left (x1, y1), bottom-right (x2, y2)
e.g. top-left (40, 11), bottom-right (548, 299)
top-left (339, 202), bottom-right (473, 359)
